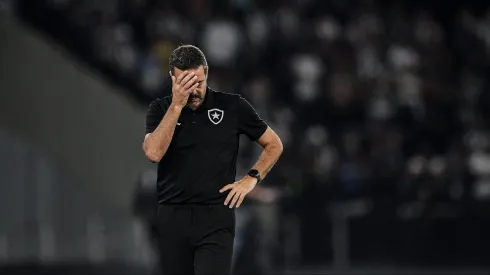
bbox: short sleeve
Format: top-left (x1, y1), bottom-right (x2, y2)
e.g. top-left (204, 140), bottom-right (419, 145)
top-left (145, 99), bottom-right (165, 134)
top-left (238, 96), bottom-right (268, 141)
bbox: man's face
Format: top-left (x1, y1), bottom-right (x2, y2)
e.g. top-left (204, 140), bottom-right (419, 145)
top-left (173, 66), bottom-right (207, 109)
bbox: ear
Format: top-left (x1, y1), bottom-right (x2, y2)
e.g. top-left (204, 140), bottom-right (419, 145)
top-left (169, 71), bottom-right (173, 77)
top-left (204, 66), bottom-right (209, 79)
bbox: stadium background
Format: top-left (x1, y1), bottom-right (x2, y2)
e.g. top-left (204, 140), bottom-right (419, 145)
top-left (1, 0), bottom-right (490, 274)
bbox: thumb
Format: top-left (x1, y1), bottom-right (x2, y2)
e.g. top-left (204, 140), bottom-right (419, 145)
top-left (169, 71), bottom-right (175, 84)
top-left (219, 184), bottom-right (234, 193)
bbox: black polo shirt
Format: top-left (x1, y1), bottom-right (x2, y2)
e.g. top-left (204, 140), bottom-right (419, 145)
top-left (145, 88), bottom-right (268, 205)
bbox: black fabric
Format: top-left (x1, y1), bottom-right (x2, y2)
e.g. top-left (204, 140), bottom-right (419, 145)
top-left (146, 99), bottom-right (165, 134)
top-left (237, 97), bottom-right (268, 141)
top-left (156, 204), bottom-right (235, 275)
top-left (145, 88), bottom-right (268, 204)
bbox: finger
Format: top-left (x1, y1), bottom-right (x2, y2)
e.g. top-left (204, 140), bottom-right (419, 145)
top-left (224, 189), bottom-right (237, 206)
top-left (229, 190), bottom-right (242, 208)
top-left (219, 184), bottom-right (234, 193)
top-left (176, 71), bottom-right (189, 84)
top-left (180, 72), bottom-right (195, 86)
top-left (179, 72), bottom-right (195, 86)
top-left (236, 192), bottom-right (246, 208)
top-left (183, 76), bottom-right (198, 89)
top-left (186, 82), bottom-right (199, 94)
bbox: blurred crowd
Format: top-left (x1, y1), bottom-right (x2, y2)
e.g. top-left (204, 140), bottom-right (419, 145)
top-left (15, 0), bottom-right (490, 269)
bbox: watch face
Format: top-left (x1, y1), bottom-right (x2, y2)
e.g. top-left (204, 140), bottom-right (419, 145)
top-left (249, 169), bottom-right (259, 177)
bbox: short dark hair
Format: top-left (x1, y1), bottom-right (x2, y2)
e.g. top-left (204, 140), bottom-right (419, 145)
top-left (169, 45), bottom-right (208, 74)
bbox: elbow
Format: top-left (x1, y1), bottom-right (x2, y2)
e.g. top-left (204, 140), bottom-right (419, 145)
top-left (274, 133), bottom-right (284, 153)
top-left (146, 152), bottom-right (163, 163)
top-left (143, 143), bottom-right (164, 163)
top-left (145, 150), bottom-right (163, 163)
top-left (146, 151), bottom-right (163, 163)
top-left (276, 139), bottom-right (284, 156)
top-left (267, 137), bottom-right (284, 156)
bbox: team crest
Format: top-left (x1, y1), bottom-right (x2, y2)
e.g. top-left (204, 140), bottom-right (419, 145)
top-left (208, 108), bottom-right (224, 125)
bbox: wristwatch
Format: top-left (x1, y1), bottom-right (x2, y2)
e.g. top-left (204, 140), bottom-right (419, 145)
top-left (247, 169), bottom-right (261, 184)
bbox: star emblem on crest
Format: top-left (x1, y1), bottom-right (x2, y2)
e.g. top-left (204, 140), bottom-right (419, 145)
top-left (208, 108), bottom-right (224, 125)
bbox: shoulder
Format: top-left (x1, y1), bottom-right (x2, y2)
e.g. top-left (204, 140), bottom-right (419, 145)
top-left (213, 89), bottom-right (241, 100)
top-left (147, 96), bottom-right (172, 113)
top-left (209, 89), bottom-right (259, 116)
top-left (211, 89), bottom-right (247, 107)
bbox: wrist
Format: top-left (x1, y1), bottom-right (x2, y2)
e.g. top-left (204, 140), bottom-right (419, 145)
top-left (169, 103), bottom-right (184, 112)
top-left (247, 169), bottom-right (261, 184)
top-left (244, 175), bottom-right (258, 185)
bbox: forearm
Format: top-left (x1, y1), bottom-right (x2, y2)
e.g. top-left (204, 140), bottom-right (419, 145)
top-left (144, 104), bottom-right (183, 162)
top-left (250, 142), bottom-right (283, 180)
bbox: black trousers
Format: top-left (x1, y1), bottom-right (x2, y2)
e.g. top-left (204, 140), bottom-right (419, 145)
top-left (156, 204), bottom-right (235, 275)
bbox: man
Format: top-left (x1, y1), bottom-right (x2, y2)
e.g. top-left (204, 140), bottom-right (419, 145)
top-left (143, 45), bottom-right (283, 275)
